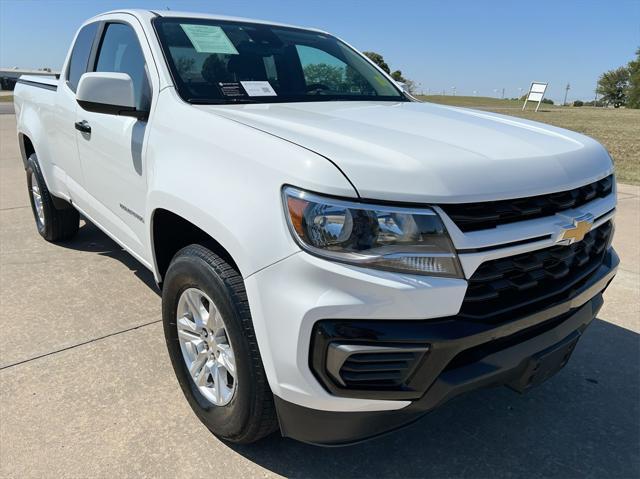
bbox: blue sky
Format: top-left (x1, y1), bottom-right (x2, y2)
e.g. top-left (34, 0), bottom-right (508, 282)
top-left (1, 0), bottom-right (638, 102)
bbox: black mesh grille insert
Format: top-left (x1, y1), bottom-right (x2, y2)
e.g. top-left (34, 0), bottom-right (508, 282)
top-left (440, 175), bottom-right (613, 232)
top-left (460, 221), bottom-right (613, 324)
top-left (339, 350), bottom-right (425, 389)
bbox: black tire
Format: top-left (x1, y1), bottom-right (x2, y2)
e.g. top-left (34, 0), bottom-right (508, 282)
top-left (26, 154), bottom-right (79, 242)
top-left (162, 244), bottom-right (278, 444)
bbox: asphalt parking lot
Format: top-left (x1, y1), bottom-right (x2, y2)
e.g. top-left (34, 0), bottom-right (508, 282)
top-left (1, 111), bottom-right (638, 478)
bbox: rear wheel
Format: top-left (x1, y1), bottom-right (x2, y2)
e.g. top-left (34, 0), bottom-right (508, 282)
top-left (162, 244), bottom-right (278, 444)
top-left (26, 154), bottom-right (79, 242)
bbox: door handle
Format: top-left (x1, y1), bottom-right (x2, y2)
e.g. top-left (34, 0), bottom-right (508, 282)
top-left (74, 120), bottom-right (91, 134)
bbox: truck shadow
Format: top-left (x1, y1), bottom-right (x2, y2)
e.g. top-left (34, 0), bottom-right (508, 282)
top-left (230, 318), bottom-right (639, 478)
top-left (56, 218), bottom-right (159, 294)
top-left (50, 217), bottom-right (639, 477)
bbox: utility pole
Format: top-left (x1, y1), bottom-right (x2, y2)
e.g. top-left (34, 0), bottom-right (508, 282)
top-left (501, 88), bottom-right (505, 99)
top-left (563, 83), bottom-right (570, 105)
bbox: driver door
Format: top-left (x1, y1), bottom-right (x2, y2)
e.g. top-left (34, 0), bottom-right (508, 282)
top-left (75, 20), bottom-right (153, 261)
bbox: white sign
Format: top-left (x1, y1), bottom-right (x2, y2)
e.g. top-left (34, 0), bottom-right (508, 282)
top-left (523, 82), bottom-right (548, 111)
top-left (180, 24), bottom-right (239, 55)
top-left (531, 83), bottom-right (546, 93)
top-left (241, 81), bottom-right (277, 97)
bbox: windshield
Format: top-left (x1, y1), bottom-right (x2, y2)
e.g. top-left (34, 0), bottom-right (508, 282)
top-left (153, 17), bottom-right (406, 104)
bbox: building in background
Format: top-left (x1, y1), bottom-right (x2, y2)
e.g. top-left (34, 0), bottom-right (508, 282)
top-left (0, 68), bottom-right (59, 90)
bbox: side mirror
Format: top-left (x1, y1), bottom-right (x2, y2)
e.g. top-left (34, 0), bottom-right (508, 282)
top-left (76, 72), bottom-right (148, 120)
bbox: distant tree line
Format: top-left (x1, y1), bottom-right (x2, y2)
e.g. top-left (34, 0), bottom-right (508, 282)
top-left (572, 99), bottom-right (606, 107)
top-left (515, 96), bottom-right (554, 105)
top-left (596, 48), bottom-right (639, 108)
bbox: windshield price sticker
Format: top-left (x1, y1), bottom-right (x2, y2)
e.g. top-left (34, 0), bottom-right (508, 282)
top-left (240, 81), bottom-right (277, 97)
top-left (180, 24), bottom-right (239, 55)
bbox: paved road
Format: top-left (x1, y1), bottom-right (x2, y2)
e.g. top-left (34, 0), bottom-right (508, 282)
top-left (0, 102), bottom-right (14, 115)
top-left (1, 113), bottom-right (638, 478)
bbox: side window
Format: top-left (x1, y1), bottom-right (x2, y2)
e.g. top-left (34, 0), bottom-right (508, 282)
top-left (95, 23), bottom-right (151, 110)
top-left (297, 45), bottom-right (347, 91)
top-left (66, 22), bottom-right (99, 92)
top-left (295, 45), bottom-right (373, 95)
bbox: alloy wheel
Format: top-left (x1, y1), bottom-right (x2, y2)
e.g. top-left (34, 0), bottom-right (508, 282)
top-left (31, 172), bottom-right (45, 227)
top-left (176, 288), bottom-right (237, 406)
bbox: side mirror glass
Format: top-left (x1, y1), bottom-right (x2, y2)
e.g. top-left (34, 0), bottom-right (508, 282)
top-left (76, 72), bottom-right (148, 120)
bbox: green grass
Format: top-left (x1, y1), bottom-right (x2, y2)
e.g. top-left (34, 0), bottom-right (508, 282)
top-left (416, 95), bottom-right (639, 185)
top-left (416, 95), bottom-right (557, 109)
top-left (0, 94), bottom-right (13, 102)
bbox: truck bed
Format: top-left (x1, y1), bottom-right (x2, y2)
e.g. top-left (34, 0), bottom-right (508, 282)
top-left (16, 74), bottom-right (59, 90)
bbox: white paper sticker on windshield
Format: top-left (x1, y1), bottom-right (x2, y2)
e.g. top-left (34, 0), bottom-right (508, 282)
top-left (241, 81), bottom-right (277, 97)
top-left (180, 24), bottom-right (239, 55)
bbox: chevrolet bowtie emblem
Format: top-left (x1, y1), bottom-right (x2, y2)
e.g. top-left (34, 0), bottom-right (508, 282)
top-left (559, 214), bottom-right (594, 244)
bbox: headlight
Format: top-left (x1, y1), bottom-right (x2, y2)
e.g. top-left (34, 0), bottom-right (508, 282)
top-left (282, 186), bottom-right (463, 277)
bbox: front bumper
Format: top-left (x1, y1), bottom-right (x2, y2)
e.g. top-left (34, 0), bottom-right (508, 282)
top-left (273, 249), bottom-right (618, 445)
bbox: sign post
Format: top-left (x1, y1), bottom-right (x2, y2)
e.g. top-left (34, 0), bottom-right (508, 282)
top-left (522, 82), bottom-right (548, 112)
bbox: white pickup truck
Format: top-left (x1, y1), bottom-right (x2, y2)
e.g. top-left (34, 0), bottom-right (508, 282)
top-left (14, 9), bottom-right (618, 446)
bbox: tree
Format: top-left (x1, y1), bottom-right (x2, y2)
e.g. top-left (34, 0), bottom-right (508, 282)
top-left (596, 66), bottom-right (630, 108)
top-left (345, 66), bottom-right (374, 94)
top-left (405, 79), bottom-right (417, 94)
top-left (390, 70), bottom-right (416, 93)
top-left (391, 70), bottom-right (406, 82)
top-left (176, 57), bottom-right (196, 76)
top-left (362, 52), bottom-right (416, 93)
top-left (627, 48), bottom-right (640, 109)
top-left (362, 51), bottom-right (417, 94)
top-left (302, 63), bottom-right (344, 90)
top-left (362, 51), bottom-right (390, 74)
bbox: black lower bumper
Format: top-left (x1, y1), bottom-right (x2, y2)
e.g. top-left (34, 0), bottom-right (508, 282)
top-left (275, 249), bottom-right (618, 446)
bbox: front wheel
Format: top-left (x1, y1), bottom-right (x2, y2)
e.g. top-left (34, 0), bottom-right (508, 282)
top-left (162, 244), bottom-right (277, 444)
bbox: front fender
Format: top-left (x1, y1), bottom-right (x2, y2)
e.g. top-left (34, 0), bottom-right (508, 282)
top-left (145, 88), bottom-right (358, 281)
top-left (147, 191), bottom-right (256, 280)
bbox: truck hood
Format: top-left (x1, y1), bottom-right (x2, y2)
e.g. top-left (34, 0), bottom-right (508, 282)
top-left (198, 101), bottom-right (613, 203)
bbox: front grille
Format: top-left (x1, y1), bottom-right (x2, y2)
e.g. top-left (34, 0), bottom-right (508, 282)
top-left (338, 350), bottom-right (424, 389)
top-left (460, 221), bottom-right (613, 324)
top-left (440, 175), bottom-right (613, 232)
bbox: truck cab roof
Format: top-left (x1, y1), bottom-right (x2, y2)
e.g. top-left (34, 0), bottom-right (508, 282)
top-left (90, 9), bottom-right (327, 34)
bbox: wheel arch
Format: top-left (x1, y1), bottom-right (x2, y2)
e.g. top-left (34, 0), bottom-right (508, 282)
top-left (18, 132), bottom-right (36, 169)
top-left (150, 208), bottom-right (241, 286)
top-left (15, 93), bottom-right (50, 172)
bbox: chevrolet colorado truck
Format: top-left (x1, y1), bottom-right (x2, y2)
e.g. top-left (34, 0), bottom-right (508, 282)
top-left (14, 10), bottom-right (618, 446)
